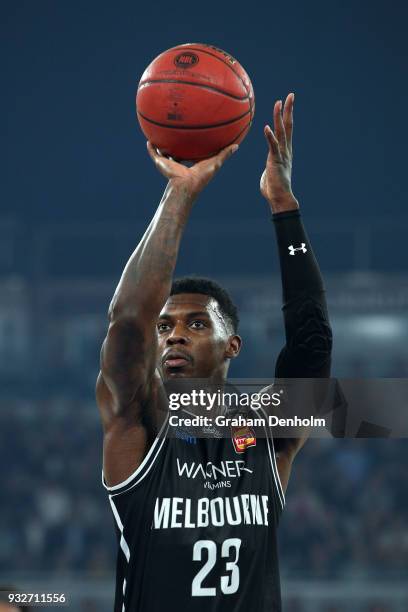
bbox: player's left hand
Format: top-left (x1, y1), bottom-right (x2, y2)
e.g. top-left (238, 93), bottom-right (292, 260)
top-left (260, 93), bottom-right (299, 213)
top-left (147, 142), bottom-right (238, 199)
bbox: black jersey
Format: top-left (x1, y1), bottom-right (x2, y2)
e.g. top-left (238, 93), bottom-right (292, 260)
top-left (103, 412), bottom-right (285, 612)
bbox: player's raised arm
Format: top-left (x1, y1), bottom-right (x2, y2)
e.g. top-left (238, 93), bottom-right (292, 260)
top-left (260, 94), bottom-right (333, 486)
top-left (96, 142), bottom-right (238, 485)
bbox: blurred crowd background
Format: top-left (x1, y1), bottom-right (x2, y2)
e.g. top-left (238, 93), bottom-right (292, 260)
top-left (2, 0), bottom-right (408, 610)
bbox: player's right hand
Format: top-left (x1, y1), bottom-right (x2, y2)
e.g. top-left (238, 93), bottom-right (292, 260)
top-left (146, 141), bottom-right (238, 197)
top-left (260, 93), bottom-right (298, 213)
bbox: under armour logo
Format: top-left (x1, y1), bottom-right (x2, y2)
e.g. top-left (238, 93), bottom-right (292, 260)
top-left (288, 243), bottom-right (307, 256)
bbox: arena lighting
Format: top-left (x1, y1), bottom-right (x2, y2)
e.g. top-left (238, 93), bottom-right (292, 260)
top-left (349, 316), bottom-right (406, 339)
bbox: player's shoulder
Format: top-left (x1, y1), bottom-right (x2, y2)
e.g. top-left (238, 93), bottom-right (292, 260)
top-left (96, 368), bottom-right (167, 410)
top-left (96, 370), bottom-right (111, 404)
top-left (96, 368), bottom-right (168, 438)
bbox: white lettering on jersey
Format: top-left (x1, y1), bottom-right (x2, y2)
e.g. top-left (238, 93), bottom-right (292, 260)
top-left (262, 496), bottom-right (269, 526)
top-left (197, 498), bottom-right (209, 527)
top-left (176, 459), bottom-right (253, 480)
top-left (184, 498), bottom-right (195, 528)
top-left (171, 498), bottom-right (183, 528)
top-left (225, 497), bottom-right (242, 525)
top-left (153, 497), bottom-right (171, 528)
top-left (153, 495), bottom-right (269, 530)
top-left (241, 494), bottom-right (251, 524)
top-left (203, 481), bottom-right (232, 490)
top-left (250, 494), bottom-right (264, 525)
top-left (211, 498), bottom-right (224, 527)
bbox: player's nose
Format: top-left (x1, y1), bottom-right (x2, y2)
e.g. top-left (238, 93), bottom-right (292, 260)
top-left (166, 324), bottom-right (189, 345)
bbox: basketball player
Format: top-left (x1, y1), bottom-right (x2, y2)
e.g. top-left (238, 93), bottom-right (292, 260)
top-left (97, 93), bottom-right (332, 611)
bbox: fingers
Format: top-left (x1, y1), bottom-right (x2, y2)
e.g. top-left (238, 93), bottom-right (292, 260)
top-left (147, 142), bottom-right (174, 161)
top-left (272, 93), bottom-right (294, 158)
top-left (148, 140), bottom-right (238, 185)
top-left (146, 141), bottom-right (161, 164)
top-left (146, 141), bottom-right (177, 178)
top-left (264, 125), bottom-right (282, 162)
top-left (215, 143), bottom-right (239, 167)
top-left (273, 100), bottom-right (287, 153)
top-left (283, 93), bottom-right (294, 154)
top-left (195, 143), bottom-right (239, 172)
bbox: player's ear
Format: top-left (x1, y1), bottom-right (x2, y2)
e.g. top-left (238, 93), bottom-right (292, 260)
top-left (225, 335), bottom-right (242, 360)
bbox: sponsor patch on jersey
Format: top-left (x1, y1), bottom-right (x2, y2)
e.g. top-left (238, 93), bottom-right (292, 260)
top-left (231, 425), bottom-right (256, 454)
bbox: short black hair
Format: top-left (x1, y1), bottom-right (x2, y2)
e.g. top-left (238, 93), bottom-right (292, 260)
top-left (170, 276), bottom-right (239, 333)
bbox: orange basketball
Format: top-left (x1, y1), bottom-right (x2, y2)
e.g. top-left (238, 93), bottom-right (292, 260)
top-left (136, 43), bottom-right (255, 161)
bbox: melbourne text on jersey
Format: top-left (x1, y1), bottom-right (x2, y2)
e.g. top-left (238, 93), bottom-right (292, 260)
top-left (153, 494), bottom-right (269, 529)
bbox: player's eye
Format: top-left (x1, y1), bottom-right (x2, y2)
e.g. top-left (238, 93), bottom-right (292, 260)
top-left (190, 320), bottom-right (206, 330)
top-left (157, 322), bottom-right (171, 332)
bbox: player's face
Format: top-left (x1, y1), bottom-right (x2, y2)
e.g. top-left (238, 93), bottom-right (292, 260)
top-left (157, 293), bottom-right (240, 381)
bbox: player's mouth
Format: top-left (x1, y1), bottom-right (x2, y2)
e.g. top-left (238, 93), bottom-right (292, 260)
top-left (162, 349), bottom-right (192, 369)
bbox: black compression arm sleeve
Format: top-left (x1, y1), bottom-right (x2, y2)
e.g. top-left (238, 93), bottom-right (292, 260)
top-left (273, 209), bottom-right (332, 378)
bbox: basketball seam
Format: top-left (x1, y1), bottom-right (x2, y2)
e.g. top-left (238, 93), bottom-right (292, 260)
top-left (137, 108), bottom-right (252, 130)
top-left (138, 79), bottom-right (249, 101)
top-left (170, 45), bottom-right (252, 101)
top-left (185, 121), bottom-right (251, 161)
top-left (173, 44), bottom-right (255, 125)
